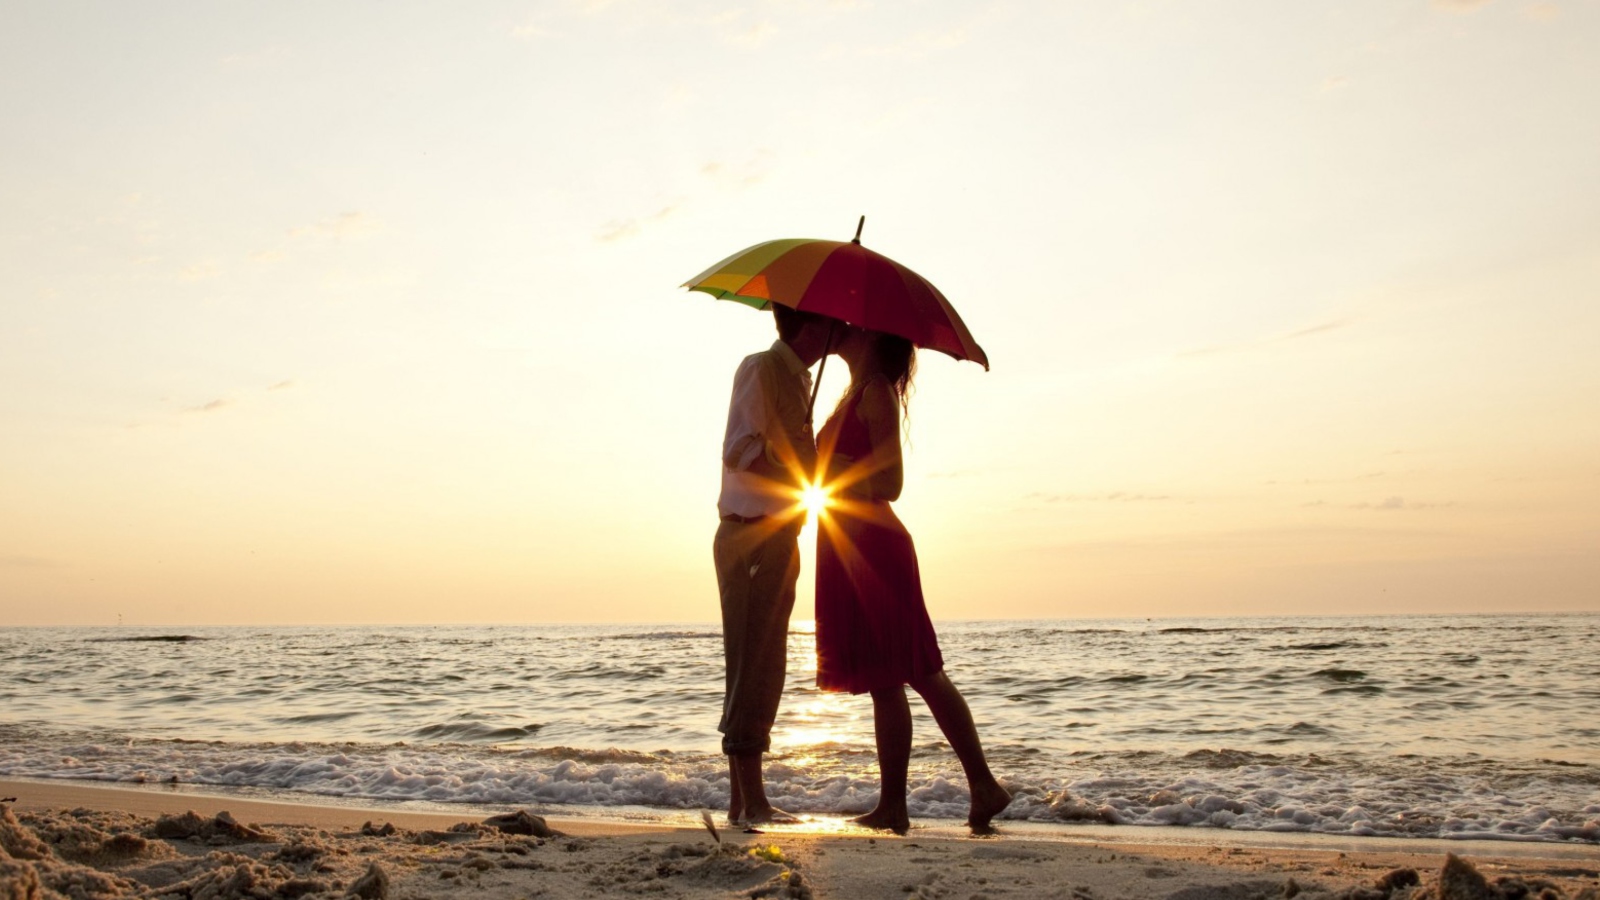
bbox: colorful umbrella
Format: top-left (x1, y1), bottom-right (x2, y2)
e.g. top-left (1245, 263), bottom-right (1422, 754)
top-left (682, 218), bottom-right (988, 370)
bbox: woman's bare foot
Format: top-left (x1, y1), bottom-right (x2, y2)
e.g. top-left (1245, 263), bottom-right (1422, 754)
top-left (851, 807), bottom-right (910, 835)
top-left (967, 781), bottom-right (1013, 834)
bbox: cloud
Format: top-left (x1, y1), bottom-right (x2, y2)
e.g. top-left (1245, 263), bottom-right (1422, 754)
top-left (173, 382), bottom-right (288, 415)
top-left (1180, 318), bottom-right (1352, 358)
top-left (1, 555), bottom-right (60, 568)
top-left (185, 398), bottom-right (230, 413)
top-left (1027, 491), bottom-right (1176, 504)
top-left (251, 250), bottom-right (286, 263)
top-left (660, 84), bottom-right (695, 112)
top-left (595, 200), bottom-right (684, 243)
top-left (857, 26), bottom-right (969, 58)
top-left (595, 220), bottom-right (640, 243)
top-left (594, 149), bottom-right (771, 242)
top-left (1282, 320), bottom-right (1349, 340)
top-left (697, 7), bottom-right (778, 48)
top-left (178, 262), bottom-right (221, 282)
top-left (510, 21), bottom-right (552, 39)
top-left (849, 4), bottom-right (1004, 60)
top-left (510, 0), bottom-right (664, 40)
top-left (1266, 471), bottom-right (1386, 486)
top-left (1432, 0), bottom-right (1493, 10)
top-left (1321, 75), bottom-right (1350, 92)
top-left (1524, 2), bottom-right (1560, 20)
top-left (701, 150), bottom-right (775, 191)
top-left (1350, 496), bottom-right (1454, 511)
top-left (289, 212), bottom-right (382, 240)
top-left (725, 20), bottom-right (777, 48)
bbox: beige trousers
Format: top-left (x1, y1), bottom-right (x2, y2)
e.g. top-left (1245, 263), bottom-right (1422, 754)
top-left (713, 517), bottom-right (802, 755)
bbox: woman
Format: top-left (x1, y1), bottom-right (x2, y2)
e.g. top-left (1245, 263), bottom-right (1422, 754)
top-left (813, 324), bottom-right (1012, 834)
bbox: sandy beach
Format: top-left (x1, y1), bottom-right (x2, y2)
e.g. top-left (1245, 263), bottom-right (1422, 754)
top-left (2, 779), bottom-right (1595, 900)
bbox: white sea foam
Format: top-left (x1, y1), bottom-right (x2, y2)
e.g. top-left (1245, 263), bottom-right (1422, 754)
top-left (1, 726), bottom-right (1596, 842)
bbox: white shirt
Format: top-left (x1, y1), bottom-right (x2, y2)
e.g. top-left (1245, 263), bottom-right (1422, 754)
top-left (718, 340), bottom-right (816, 519)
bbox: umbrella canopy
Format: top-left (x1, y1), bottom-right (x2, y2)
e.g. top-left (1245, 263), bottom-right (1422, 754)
top-left (683, 232), bottom-right (988, 370)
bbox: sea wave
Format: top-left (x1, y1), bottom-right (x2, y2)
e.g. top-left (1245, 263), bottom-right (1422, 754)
top-left (5, 615), bottom-right (1598, 842)
top-left (605, 631), bottom-right (721, 641)
top-left (86, 635), bottom-right (206, 643)
top-left (0, 726), bottom-right (1594, 843)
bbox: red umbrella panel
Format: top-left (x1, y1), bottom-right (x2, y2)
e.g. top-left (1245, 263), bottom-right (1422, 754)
top-left (683, 237), bottom-right (988, 370)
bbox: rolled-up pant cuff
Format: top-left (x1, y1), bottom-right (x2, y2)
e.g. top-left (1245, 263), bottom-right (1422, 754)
top-left (720, 735), bottom-right (771, 756)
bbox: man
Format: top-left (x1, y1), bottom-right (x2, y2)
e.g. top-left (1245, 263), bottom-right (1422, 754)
top-left (714, 304), bottom-right (833, 826)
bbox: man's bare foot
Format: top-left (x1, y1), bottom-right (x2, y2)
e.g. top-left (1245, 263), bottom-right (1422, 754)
top-left (850, 807), bottom-right (910, 835)
top-left (738, 805), bottom-right (802, 826)
top-left (967, 781), bottom-right (1013, 834)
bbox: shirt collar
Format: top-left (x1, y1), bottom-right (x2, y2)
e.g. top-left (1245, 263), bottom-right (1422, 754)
top-left (770, 339), bottom-right (810, 381)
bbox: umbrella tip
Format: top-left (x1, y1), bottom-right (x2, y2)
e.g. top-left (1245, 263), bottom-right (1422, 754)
top-left (851, 215), bottom-right (864, 245)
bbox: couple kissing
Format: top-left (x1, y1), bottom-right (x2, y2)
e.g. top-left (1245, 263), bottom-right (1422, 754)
top-left (713, 303), bottom-right (1012, 836)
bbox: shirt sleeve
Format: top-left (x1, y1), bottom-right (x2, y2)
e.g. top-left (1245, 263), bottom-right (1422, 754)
top-left (721, 356), bottom-right (769, 471)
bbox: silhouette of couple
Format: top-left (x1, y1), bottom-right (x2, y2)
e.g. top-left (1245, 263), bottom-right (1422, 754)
top-left (713, 305), bottom-right (1012, 835)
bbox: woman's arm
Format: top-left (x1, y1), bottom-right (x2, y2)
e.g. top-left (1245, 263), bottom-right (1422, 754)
top-left (853, 378), bottom-right (904, 502)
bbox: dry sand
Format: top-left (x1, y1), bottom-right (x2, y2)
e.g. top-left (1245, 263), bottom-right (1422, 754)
top-left (1, 779), bottom-right (1596, 900)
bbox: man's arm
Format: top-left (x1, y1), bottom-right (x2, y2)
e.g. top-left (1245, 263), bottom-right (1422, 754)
top-left (723, 354), bottom-right (808, 491)
top-left (722, 357), bottom-right (768, 471)
top-left (750, 355), bottom-right (810, 488)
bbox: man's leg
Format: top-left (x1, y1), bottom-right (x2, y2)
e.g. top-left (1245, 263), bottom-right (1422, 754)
top-left (726, 759), bottom-right (745, 824)
top-left (714, 520), bottom-right (801, 824)
top-left (714, 521), bottom-right (751, 822)
top-left (728, 751), bottom-right (767, 824)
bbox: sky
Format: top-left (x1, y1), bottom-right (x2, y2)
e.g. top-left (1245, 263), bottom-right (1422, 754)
top-left (2, 1), bottom-right (1597, 626)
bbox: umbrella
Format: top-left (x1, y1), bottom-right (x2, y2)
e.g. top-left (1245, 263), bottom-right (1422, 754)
top-left (683, 217), bottom-right (988, 420)
top-left (684, 217), bottom-right (987, 369)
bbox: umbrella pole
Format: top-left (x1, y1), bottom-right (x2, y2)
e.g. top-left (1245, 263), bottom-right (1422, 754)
top-left (811, 216), bottom-right (858, 424)
top-left (806, 323), bottom-right (836, 427)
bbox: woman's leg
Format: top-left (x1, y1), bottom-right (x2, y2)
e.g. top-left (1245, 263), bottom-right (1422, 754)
top-left (910, 670), bottom-right (1012, 832)
top-left (852, 685), bottom-right (913, 834)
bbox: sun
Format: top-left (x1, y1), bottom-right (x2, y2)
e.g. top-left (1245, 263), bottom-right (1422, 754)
top-left (799, 482), bottom-right (832, 520)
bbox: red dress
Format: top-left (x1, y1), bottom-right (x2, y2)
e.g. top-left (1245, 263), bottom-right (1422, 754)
top-left (814, 388), bottom-right (944, 694)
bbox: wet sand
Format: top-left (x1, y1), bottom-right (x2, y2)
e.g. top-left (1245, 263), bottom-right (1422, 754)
top-left (2, 779), bottom-right (1596, 899)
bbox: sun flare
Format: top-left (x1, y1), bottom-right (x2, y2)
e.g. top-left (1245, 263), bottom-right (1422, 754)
top-left (800, 482), bottom-right (832, 519)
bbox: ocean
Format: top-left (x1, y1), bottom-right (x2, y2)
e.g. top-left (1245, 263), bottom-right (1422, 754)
top-left (2, 614), bottom-right (1596, 844)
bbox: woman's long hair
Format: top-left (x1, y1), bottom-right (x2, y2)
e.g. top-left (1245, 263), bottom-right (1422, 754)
top-left (829, 329), bottom-right (918, 430)
top-left (867, 331), bottom-right (917, 419)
